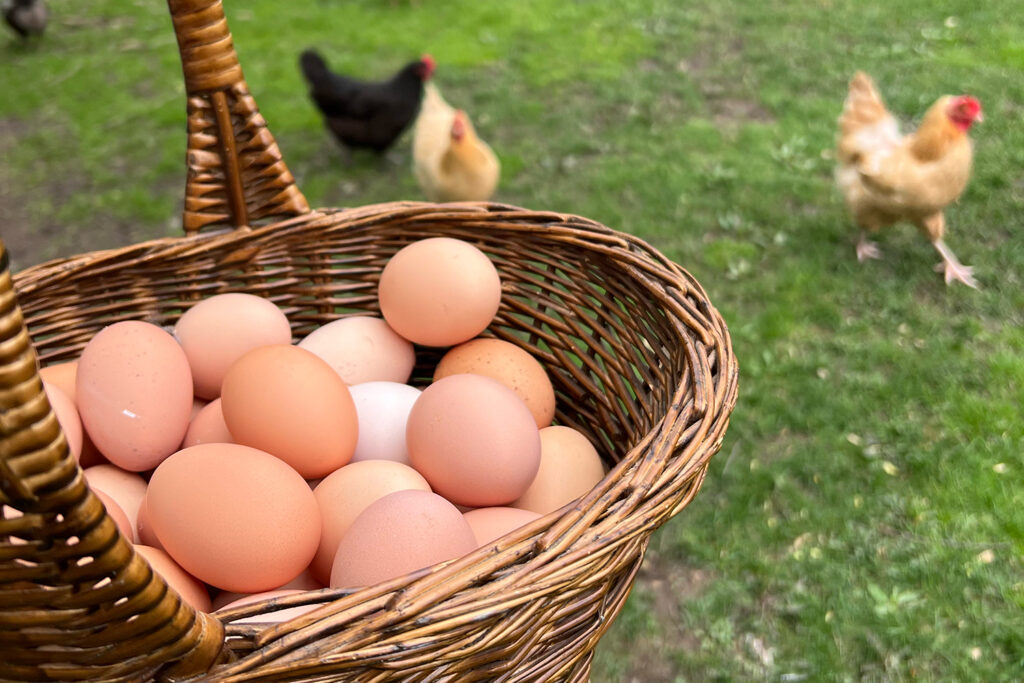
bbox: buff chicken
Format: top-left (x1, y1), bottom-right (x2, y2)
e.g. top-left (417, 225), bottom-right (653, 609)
top-left (836, 71), bottom-right (983, 288)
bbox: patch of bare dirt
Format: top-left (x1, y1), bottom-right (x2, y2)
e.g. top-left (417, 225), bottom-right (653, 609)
top-left (618, 551), bottom-right (713, 682)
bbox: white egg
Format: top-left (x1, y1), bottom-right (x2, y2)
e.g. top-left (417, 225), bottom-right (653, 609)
top-left (349, 382), bottom-right (422, 465)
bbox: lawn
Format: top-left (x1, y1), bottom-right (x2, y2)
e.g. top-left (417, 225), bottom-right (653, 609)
top-left (2, 0), bottom-right (1022, 681)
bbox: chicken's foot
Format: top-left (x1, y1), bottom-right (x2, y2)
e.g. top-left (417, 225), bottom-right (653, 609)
top-left (856, 232), bottom-right (882, 262)
top-left (932, 239), bottom-right (979, 289)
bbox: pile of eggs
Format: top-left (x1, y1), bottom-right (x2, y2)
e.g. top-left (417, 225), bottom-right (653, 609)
top-left (39, 237), bottom-right (607, 618)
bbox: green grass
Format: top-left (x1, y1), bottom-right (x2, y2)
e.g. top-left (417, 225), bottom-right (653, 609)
top-left (2, 0), bottom-right (1022, 680)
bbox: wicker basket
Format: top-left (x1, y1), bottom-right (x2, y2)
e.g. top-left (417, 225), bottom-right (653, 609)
top-left (0, 1), bottom-right (738, 681)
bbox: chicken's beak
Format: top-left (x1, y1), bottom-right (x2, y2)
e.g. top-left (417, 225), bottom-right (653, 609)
top-left (975, 110), bottom-right (984, 123)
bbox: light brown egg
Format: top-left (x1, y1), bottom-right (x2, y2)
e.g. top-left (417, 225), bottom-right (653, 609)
top-left (76, 321), bottom-right (194, 472)
top-left (135, 496), bottom-right (163, 550)
top-left (39, 361), bottom-right (78, 401)
top-left (512, 426), bottom-right (606, 515)
top-left (220, 345), bottom-right (358, 479)
top-left (406, 374), bottom-right (541, 507)
top-left (182, 398), bottom-right (233, 448)
top-left (298, 316), bottom-right (416, 385)
top-left (463, 507), bottom-right (542, 547)
top-left (134, 544), bottom-right (212, 613)
top-left (310, 460), bottom-right (431, 585)
top-left (43, 381), bottom-right (82, 462)
top-left (330, 490), bottom-right (477, 590)
top-left (378, 237), bottom-right (502, 347)
top-left (211, 569), bottom-right (324, 611)
top-left (146, 443), bottom-right (321, 593)
top-left (433, 338), bottom-right (556, 428)
top-left (174, 293), bottom-right (292, 400)
top-left (83, 464), bottom-right (148, 543)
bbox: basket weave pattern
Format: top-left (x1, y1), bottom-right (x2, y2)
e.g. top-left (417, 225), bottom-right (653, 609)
top-left (0, 1), bottom-right (738, 681)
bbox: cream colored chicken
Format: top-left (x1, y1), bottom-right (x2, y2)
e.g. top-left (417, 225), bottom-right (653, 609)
top-left (413, 83), bottom-right (500, 202)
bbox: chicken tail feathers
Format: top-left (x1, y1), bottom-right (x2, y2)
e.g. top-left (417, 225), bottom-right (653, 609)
top-left (840, 71), bottom-right (890, 134)
top-left (299, 49), bottom-right (331, 88)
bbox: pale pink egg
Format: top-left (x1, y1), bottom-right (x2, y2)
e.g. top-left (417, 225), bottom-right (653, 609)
top-left (310, 460), bottom-right (431, 585)
top-left (174, 293), bottom-right (292, 399)
top-left (39, 361), bottom-right (78, 402)
top-left (463, 507), bottom-right (542, 547)
top-left (512, 426), bottom-right (606, 515)
top-left (330, 490), bottom-right (477, 590)
top-left (43, 381), bottom-right (82, 461)
top-left (94, 489), bottom-right (133, 539)
top-left (182, 398), bottom-right (233, 448)
top-left (378, 238), bottom-right (502, 347)
top-left (136, 496), bottom-right (163, 550)
top-left (221, 345), bottom-right (358, 479)
top-left (147, 443), bottom-right (321, 593)
top-left (215, 589), bottom-right (318, 624)
top-left (406, 374), bottom-right (541, 507)
top-left (76, 321), bottom-right (194, 471)
top-left (134, 544), bottom-right (212, 613)
top-left (211, 569), bottom-right (324, 611)
top-left (83, 464), bottom-right (147, 543)
top-left (298, 316), bottom-right (416, 385)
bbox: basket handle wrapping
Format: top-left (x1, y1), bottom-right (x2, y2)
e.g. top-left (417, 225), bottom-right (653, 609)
top-left (169, 0), bottom-right (310, 234)
top-left (0, 240), bottom-right (231, 681)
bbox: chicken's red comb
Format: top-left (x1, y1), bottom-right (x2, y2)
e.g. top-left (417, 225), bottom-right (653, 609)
top-left (420, 54), bottom-right (436, 78)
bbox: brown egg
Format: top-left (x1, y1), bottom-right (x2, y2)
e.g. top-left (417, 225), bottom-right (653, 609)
top-left (134, 544), bottom-right (212, 613)
top-left (76, 321), bottom-right (194, 472)
top-left (298, 316), bottom-right (416, 385)
top-left (182, 398), bottom-right (233, 448)
top-left (378, 237), bottom-right (502, 347)
top-left (43, 381), bottom-right (82, 462)
top-left (39, 361), bottom-right (78, 401)
top-left (310, 460), bottom-right (431, 585)
top-left (433, 338), bottom-right (555, 428)
top-left (146, 443), bottom-right (321, 593)
top-left (330, 490), bottom-right (477, 590)
top-left (512, 426), bottom-right (606, 515)
top-left (221, 345), bottom-right (358, 479)
top-left (174, 293), bottom-right (293, 399)
top-left (463, 507), bottom-right (542, 547)
top-left (83, 464), bottom-right (147, 543)
top-left (406, 374), bottom-right (541, 507)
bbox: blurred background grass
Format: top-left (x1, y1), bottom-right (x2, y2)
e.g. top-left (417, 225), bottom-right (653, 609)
top-left (1, 0), bottom-right (1022, 680)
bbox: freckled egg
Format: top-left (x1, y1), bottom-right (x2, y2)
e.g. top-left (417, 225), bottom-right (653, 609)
top-left (406, 374), bottom-right (541, 507)
top-left (433, 338), bottom-right (556, 428)
top-left (512, 425), bottom-right (606, 515)
top-left (310, 460), bottom-right (431, 586)
top-left (220, 345), bottom-right (358, 479)
top-left (76, 321), bottom-right (194, 472)
top-left (174, 293), bottom-right (293, 400)
top-left (330, 489), bottom-right (477, 590)
top-left (298, 316), bottom-right (416, 385)
top-left (378, 238), bottom-right (502, 347)
top-left (146, 443), bottom-right (321, 593)
top-left (348, 382), bottom-right (422, 465)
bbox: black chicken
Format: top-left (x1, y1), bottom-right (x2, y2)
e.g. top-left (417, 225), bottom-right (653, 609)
top-left (299, 49), bottom-right (435, 154)
top-left (3, 0), bottom-right (47, 38)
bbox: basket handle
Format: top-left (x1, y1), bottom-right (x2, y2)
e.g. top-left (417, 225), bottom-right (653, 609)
top-left (169, 0), bottom-right (310, 235)
top-left (0, 239), bottom-right (230, 681)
